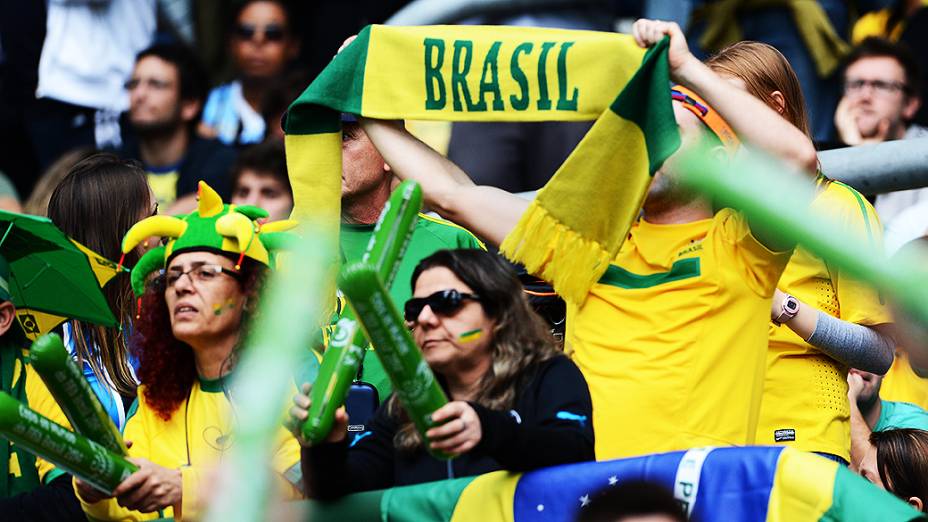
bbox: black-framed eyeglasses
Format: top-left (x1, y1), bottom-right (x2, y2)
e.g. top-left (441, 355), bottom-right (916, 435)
top-left (234, 23), bottom-right (286, 42)
top-left (844, 78), bottom-right (908, 96)
top-left (161, 264), bottom-right (242, 289)
top-left (404, 289), bottom-right (480, 322)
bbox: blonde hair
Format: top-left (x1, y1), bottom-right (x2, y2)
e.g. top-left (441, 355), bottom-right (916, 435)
top-left (706, 41), bottom-right (812, 139)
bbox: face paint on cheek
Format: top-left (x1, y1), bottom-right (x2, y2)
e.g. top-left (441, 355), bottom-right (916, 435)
top-left (458, 328), bottom-right (483, 343)
top-left (213, 298), bottom-right (238, 316)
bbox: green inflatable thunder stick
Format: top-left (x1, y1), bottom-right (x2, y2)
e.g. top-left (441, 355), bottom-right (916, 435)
top-left (301, 180), bottom-right (422, 443)
top-left (0, 392), bottom-right (137, 493)
top-left (338, 262), bottom-right (451, 459)
top-left (29, 333), bottom-right (128, 455)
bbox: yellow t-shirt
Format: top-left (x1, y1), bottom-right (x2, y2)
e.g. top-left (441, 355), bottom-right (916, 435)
top-left (568, 209), bottom-right (791, 460)
top-left (881, 349), bottom-right (928, 411)
top-left (147, 171), bottom-right (180, 207)
top-left (79, 379), bottom-right (302, 521)
top-left (8, 353), bottom-right (72, 487)
top-left (757, 179), bottom-right (890, 461)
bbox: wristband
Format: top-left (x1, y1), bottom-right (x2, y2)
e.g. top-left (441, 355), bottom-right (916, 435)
top-left (773, 293), bottom-right (800, 326)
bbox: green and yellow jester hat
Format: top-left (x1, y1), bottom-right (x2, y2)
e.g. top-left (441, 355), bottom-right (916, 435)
top-left (119, 181), bottom-right (299, 311)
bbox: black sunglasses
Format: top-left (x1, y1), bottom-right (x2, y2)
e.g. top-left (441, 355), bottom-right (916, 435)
top-left (234, 23), bottom-right (286, 42)
top-left (404, 289), bottom-right (480, 322)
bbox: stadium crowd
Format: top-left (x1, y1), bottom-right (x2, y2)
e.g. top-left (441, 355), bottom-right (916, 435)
top-left (2, 1), bottom-right (928, 521)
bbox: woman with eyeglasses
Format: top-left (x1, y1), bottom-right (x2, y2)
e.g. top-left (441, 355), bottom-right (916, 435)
top-left (74, 183), bottom-right (302, 520)
top-left (289, 249), bottom-right (594, 500)
top-left (199, 0), bottom-right (300, 146)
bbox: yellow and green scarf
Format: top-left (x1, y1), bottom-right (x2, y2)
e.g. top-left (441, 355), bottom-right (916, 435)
top-left (285, 25), bottom-right (681, 304)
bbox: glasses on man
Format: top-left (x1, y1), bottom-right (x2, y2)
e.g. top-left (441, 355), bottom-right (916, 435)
top-left (844, 78), bottom-right (908, 96)
top-left (404, 289), bottom-right (481, 322)
top-left (124, 78), bottom-right (173, 91)
top-left (234, 23), bottom-right (286, 42)
top-left (162, 264), bottom-right (242, 288)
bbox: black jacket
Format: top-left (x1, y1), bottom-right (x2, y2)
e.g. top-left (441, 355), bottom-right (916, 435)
top-left (114, 134), bottom-right (236, 199)
top-left (303, 354), bottom-right (594, 500)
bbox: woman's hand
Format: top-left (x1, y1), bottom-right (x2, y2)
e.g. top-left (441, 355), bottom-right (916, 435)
top-left (426, 401), bottom-right (482, 456)
top-left (631, 19), bottom-right (699, 81)
top-left (74, 438), bottom-right (137, 504)
top-left (112, 458), bottom-right (182, 513)
top-left (288, 382), bottom-right (349, 447)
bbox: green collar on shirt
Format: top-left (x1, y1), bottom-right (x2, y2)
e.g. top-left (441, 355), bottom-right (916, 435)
top-left (197, 375), bottom-right (228, 393)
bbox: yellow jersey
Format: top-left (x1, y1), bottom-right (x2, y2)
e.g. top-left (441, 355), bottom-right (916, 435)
top-left (568, 209), bottom-right (791, 460)
top-left (757, 179), bottom-right (890, 461)
top-left (881, 349), bottom-right (928, 411)
top-left (79, 378), bottom-right (302, 521)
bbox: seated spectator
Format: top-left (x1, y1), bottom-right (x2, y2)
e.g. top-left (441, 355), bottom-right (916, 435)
top-left (0, 254), bottom-right (83, 520)
top-left (117, 43), bottom-right (236, 214)
top-left (848, 368), bottom-right (928, 471)
top-left (230, 139), bottom-right (292, 221)
top-left (576, 481), bottom-right (687, 522)
top-left (860, 428), bottom-right (928, 512)
top-left (25, 0), bottom-right (155, 174)
top-left (291, 249), bottom-right (594, 499)
top-left (833, 38), bottom-right (927, 231)
top-left (46, 154), bottom-right (154, 429)
top-left (199, 0), bottom-right (299, 146)
top-left (73, 183), bottom-right (301, 519)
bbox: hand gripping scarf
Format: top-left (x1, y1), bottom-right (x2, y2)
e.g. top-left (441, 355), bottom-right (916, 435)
top-left (285, 25), bottom-right (681, 304)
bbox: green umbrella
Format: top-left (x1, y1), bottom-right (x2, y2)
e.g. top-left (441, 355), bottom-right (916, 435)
top-left (0, 210), bottom-right (124, 340)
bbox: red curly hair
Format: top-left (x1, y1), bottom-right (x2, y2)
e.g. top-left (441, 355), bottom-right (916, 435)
top-left (131, 257), bottom-right (266, 420)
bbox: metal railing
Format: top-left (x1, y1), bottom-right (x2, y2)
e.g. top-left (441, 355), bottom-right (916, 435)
top-left (819, 138), bottom-right (928, 195)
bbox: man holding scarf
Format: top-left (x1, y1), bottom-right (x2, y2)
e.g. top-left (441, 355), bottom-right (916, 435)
top-left (284, 20), bottom-right (816, 460)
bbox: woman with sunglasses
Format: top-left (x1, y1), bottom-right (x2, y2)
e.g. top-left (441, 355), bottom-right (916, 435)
top-left (199, 0), bottom-right (300, 146)
top-left (290, 249), bottom-right (594, 499)
top-left (74, 183), bottom-right (302, 520)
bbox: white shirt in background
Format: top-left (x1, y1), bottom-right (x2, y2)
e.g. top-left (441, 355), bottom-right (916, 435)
top-left (36, 0), bottom-right (156, 112)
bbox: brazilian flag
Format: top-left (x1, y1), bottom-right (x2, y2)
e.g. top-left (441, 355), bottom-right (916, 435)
top-left (305, 447), bottom-right (924, 521)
